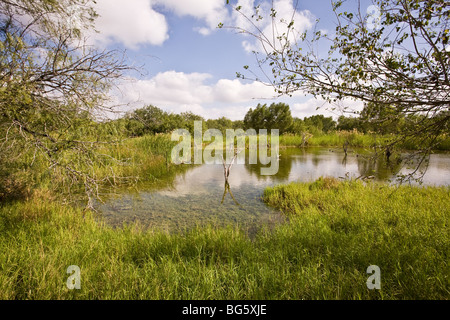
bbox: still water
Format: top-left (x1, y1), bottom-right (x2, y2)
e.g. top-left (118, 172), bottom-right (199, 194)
top-left (98, 147), bottom-right (450, 232)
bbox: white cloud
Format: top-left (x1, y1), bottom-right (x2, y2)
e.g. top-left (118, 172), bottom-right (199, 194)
top-left (86, 0), bottom-right (315, 49)
top-left (123, 70), bottom-right (275, 105)
top-left (232, 0), bottom-right (315, 53)
top-left (212, 78), bottom-right (276, 102)
top-left (110, 72), bottom-right (365, 121)
top-left (195, 27), bottom-right (213, 36)
top-left (292, 98), bottom-right (364, 119)
top-left (133, 71), bottom-right (214, 105)
top-left (113, 71), bottom-right (277, 119)
top-left (88, 0), bottom-right (229, 48)
top-left (155, 0), bottom-right (228, 34)
top-left (89, 0), bottom-right (169, 48)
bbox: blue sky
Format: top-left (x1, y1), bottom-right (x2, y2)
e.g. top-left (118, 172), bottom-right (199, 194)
top-left (87, 0), bottom-right (370, 120)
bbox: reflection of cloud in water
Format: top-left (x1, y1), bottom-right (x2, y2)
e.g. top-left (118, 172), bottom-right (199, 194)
top-left (157, 165), bottom-right (222, 197)
top-left (401, 154), bottom-right (450, 186)
top-left (286, 156), bottom-right (360, 182)
top-left (158, 163), bottom-right (270, 197)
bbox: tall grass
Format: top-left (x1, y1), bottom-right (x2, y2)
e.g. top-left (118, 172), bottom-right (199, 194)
top-left (1, 178), bottom-right (448, 299)
top-left (0, 133), bottom-right (186, 204)
top-left (263, 177), bottom-right (450, 299)
top-left (280, 131), bottom-right (450, 151)
top-left (280, 131), bottom-right (382, 148)
top-left (93, 134), bottom-right (178, 183)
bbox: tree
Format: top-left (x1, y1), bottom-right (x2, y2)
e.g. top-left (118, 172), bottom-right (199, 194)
top-left (125, 105), bottom-right (167, 136)
top-left (288, 117), bottom-right (306, 135)
top-left (304, 115), bottom-right (337, 133)
top-left (224, 0), bottom-right (449, 181)
top-left (244, 102), bottom-right (293, 133)
top-left (337, 115), bottom-right (363, 132)
top-left (244, 103), bottom-right (268, 130)
top-left (232, 119), bottom-right (244, 129)
top-left (206, 116), bottom-right (234, 135)
top-left (266, 102), bottom-right (294, 132)
top-left (0, 0), bottom-right (129, 206)
top-left (180, 111), bottom-right (206, 135)
top-left (360, 102), bottom-right (405, 134)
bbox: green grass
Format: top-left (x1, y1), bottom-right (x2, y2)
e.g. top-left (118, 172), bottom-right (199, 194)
top-left (280, 131), bottom-right (382, 148)
top-left (0, 133), bottom-right (187, 204)
top-left (93, 134), bottom-right (179, 183)
top-left (263, 177), bottom-right (450, 299)
top-left (1, 178), bottom-right (448, 299)
top-left (280, 131), bottom-right (450, 151)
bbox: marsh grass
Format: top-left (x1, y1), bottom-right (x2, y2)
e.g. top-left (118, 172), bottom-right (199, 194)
top-left (93, 134), bottom-right (178, 181)
top-left (1, 178), bottom-right (448, 299)
top-left (280, 131), bottom-right (381, 148)
top-left (0, 134), bottom-right (187, 205)
top-left (280, 132), bottom-right (450, 151)
top-left (264, 177), bottom-right (450, 299)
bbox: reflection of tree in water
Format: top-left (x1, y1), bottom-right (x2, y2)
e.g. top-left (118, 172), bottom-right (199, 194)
top-left (356, 153), bottom-right (402, 180)
top-left (311, 155), bottom-right (321, 167)
top-left (282, 147), bottom-right (309, 163)
top-left (244, 149), bottom-right (293, 181)
top-left (221, 181), bottom-right (240, 206)
top-left (305, 147), bottom-right (325, 167)
top-left (342, 154), bottom-right (348, 167)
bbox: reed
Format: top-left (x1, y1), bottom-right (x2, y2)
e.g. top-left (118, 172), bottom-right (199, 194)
top-left (280, 132), bottom-right (450, 151)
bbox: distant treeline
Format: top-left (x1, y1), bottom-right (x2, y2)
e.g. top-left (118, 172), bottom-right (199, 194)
top-left (106, 103), bottom-right (448, 138)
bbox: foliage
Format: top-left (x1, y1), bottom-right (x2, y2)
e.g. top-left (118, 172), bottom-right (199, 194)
top-left (289, 115), bottom-right (336, 135)
top-left (0, 0), bottom-right (130, 206)
top-left (243, 102), bottom-right (293, 133)
top-left (115, 103), bottom-right (449, 152)
top-left (205, 117), bottom-right (234, 135)
top-left (122, 105), bottom-right (208, 137)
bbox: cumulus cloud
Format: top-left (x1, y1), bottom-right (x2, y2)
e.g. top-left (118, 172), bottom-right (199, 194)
top-left (123, 71), bottom-right (275, 105)
top-left (155, 0), bottom-right (228, 35)
top-left (232, 0), bottom-right (315, 53)
top-left (212, 78), bottom-right (276, 102)
top-left (113, 71), bottom-right (277, 119)
top-left (110, 72), bottom-right (364, 121)
top-left (88, 0), bottom-right (229, 48)
top-left (89, 0), bottom-right (169, 49)
top-left (125, 71), bottom-right (214, 106)
top-left (292, 98), bottom-right (364, 119)
top-left (84, 1), bottom-right (344, 121)
top-left (86, 0), bottom-right (315, 49)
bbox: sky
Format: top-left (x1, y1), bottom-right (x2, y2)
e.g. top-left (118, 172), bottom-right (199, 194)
top-left (84, 0), bottom-right (371, 121)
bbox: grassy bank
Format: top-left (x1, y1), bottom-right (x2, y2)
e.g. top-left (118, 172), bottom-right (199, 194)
top-left (93, 134), bottom-right (182, 186)
top-left (0, 133), bottom-right (188, 204)
top-left (263, 177), bottom-right (449, 299)
top-left (1, 178), bottom-right (448, 299)
top-left (280, 131), bottom-right (450, 151)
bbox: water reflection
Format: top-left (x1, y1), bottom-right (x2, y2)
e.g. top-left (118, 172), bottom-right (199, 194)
top-left (221, 181), bottom-right (240, 206)
top-left (98, 147), bottom-right (450, 232)
top-left (244, 151), bottom-right (293, 182)
top-left (355, 152), bottom-right (403, 180)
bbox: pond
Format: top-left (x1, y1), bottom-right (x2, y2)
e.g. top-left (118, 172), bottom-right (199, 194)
top-left (97, 147), bottom-right (450, 233)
